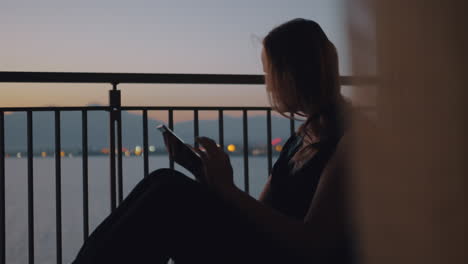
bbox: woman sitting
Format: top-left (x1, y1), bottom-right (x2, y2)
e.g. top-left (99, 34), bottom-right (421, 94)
top-left (73, 18), bottom-right (354, 264)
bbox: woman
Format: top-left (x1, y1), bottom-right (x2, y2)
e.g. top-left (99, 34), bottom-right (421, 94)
top-left (73, 18), bottom-right (353, 264)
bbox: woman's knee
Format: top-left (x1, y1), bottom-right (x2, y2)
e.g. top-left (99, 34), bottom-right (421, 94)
top-left (147, 168), bottom-right (212, 200)
top-left (147, 168), bottom-right (193, 186)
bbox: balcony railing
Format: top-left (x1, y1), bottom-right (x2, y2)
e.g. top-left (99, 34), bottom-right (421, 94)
top-left (0, 71), bottom-right (376, 264)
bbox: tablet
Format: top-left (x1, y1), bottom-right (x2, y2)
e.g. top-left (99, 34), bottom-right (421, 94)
top-left (157, 124), bottom-right (204, 179)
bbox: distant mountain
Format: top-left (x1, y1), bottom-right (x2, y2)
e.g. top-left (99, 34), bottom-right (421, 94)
top-left (4, 110), bottom-right (303, 152)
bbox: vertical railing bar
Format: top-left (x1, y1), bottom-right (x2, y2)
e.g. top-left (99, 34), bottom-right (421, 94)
top-left (143, 109), bottom-right (149, 177)
top-left (267, 110), bottom-right (273, 175)
top-left (109, 84), bottom-right (120, 211)
top-left (218, 110), bottom-right (224, 150)
top-left (81, 110), bottom-right (89, 240)
top-left (117, 110), bottom-right (123, 204)
top-left (54, 111), bottom-right (62, 264)
top-left (109, 110), bottom-right (117, 212)
top-left (194, 110), bottom-right (199, 148)
top-left (242, 110), bottom-right (249, 194)
top-left (290, 113), bottom-right (295, 136)
top-left (0, 111), bottom-right (5, 264)
top-left (143, 110), bottom-right (149, 178)
top-left (27, 111), bottom-right (34, 264)
top-left (168, 109), bottom-right (174, 169)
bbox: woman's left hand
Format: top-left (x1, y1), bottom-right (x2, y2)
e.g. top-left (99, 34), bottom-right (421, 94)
top-left (194, 137), bottom-right (236, 194)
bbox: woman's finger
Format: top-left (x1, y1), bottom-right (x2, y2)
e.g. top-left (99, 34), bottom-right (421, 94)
top-left (196, 137), bottom-right (219, 155)
top-left (193, 147), bottom-right (208, 162)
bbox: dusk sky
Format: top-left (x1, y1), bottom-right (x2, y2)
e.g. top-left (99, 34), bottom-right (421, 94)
top-left (1, 0), bottom-right (350, 120)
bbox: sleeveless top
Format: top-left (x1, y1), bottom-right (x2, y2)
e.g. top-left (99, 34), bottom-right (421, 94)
top-left (269, 132), bottom-right (342, 220)
top-left (269, 131), bottom-right (357, 263)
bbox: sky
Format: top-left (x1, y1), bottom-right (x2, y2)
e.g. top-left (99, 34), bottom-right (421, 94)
top-left (0, 0), bottom-right (350, 120)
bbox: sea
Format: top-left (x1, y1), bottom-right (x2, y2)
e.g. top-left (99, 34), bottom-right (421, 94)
top-left (4, 155), bottom-right (279, 264)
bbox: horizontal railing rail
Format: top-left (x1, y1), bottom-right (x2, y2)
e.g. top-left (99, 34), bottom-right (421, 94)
top-left (0, 71), bottom-right (377, 86)
top-left (0, 71), bottom-right (376, 264)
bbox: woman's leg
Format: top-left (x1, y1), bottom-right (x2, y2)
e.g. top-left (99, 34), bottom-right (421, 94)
top-left (73, 168), bottom-right (286, 264)
top-left (139, 169), bottom-right (290, 264)
top-left (73, 169), bottom-right (179, 263)
top-left (73, 169), bottom-right (181, 263)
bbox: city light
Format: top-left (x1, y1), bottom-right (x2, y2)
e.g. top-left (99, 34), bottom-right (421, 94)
top-left (272, 138), bottom-right (282, 146)
top-left (149, 146), bottom-right (156, 152)
top-left (275, 145), bottom-right (283, 152)
top-left (134, 146), bottom-right (142, 156)
top-left (227, 144), bottom-right (236, 152)
top-left (41, 152), bottom-right (47, 158)
top-left (101, 148), bottom-right (110, 155)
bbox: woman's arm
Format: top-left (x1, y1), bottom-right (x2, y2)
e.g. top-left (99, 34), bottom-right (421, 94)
top-left (195, 136), bottom-right (350, 260)
top-left (258, 175), bottom-right (273, 204)
top-left (222, 151), bottom-right (347, 260)
top-left (222, 183), bottom-right (321, 259)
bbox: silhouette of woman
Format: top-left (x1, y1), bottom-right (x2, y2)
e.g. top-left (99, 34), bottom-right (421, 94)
top-left (73, 18), bottom-right (354, 264)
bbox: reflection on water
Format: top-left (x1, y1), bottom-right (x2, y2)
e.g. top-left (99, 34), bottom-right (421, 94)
top-left (4, 155), bottom-right (277, 264)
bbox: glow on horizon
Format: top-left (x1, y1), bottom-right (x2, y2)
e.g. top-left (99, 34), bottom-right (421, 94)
top-left (0, 0), bottom-right (349, 117)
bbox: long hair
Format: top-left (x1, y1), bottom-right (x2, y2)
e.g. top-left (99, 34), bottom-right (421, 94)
top-left (263, 18), bottom-right (346, 143)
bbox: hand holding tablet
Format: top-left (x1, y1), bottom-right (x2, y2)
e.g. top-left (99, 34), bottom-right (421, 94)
top-left (157, 124), bottom-right (205, 182)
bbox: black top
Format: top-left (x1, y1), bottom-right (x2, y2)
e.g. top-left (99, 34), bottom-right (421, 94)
top-left (269, 133), bottom-right (342, 220)
top-left (268, 132), bottom-right (355, 263)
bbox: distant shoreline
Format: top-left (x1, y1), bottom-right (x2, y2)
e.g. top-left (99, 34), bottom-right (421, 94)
top-left (3, 152), bottom-right (281, 158)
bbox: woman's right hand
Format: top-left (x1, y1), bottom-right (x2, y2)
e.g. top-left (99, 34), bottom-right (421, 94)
top-left (193, 137), bottom-right (236, 195)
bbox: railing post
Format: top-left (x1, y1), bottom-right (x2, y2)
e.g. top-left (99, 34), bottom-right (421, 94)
top-left (54, 111), bottom-right (62, 264)
top-left (242, 110), bottom-right (249, 194)
top-left (109, 83), bottom-right (121, 211)
top-left (218, 110), bottom-right (224, 150)
top-left (142, 110), bottom-right (149, 178)
top-left (168, 109), bottom-right (174, 169)
top-left (81, 110), bottom-right (89, 240)
top-left (27, 111), bottom-right (34, 264)
top-left (116, 104), bottom-right (123, 204)
top-left (267, 110), bottom-right (273, 175)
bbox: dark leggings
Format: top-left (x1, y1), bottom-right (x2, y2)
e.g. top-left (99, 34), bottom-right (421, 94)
top-left (72, 168), bottom-right (293, 264)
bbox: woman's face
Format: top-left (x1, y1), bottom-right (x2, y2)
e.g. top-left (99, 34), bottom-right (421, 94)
top-left (261, 48), bottom-right (268, 73)
top-left (261, 48), bottom-right (271, 92)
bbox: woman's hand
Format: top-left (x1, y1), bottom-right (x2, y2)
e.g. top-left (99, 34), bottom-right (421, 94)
top-left (193, 136), bottom-right (236, 194)
top-left (162, 132), bottom-right (205, 179)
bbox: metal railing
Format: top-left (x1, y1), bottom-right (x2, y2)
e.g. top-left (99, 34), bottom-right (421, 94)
top-left (0, 71), bottom-right (376, 264)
